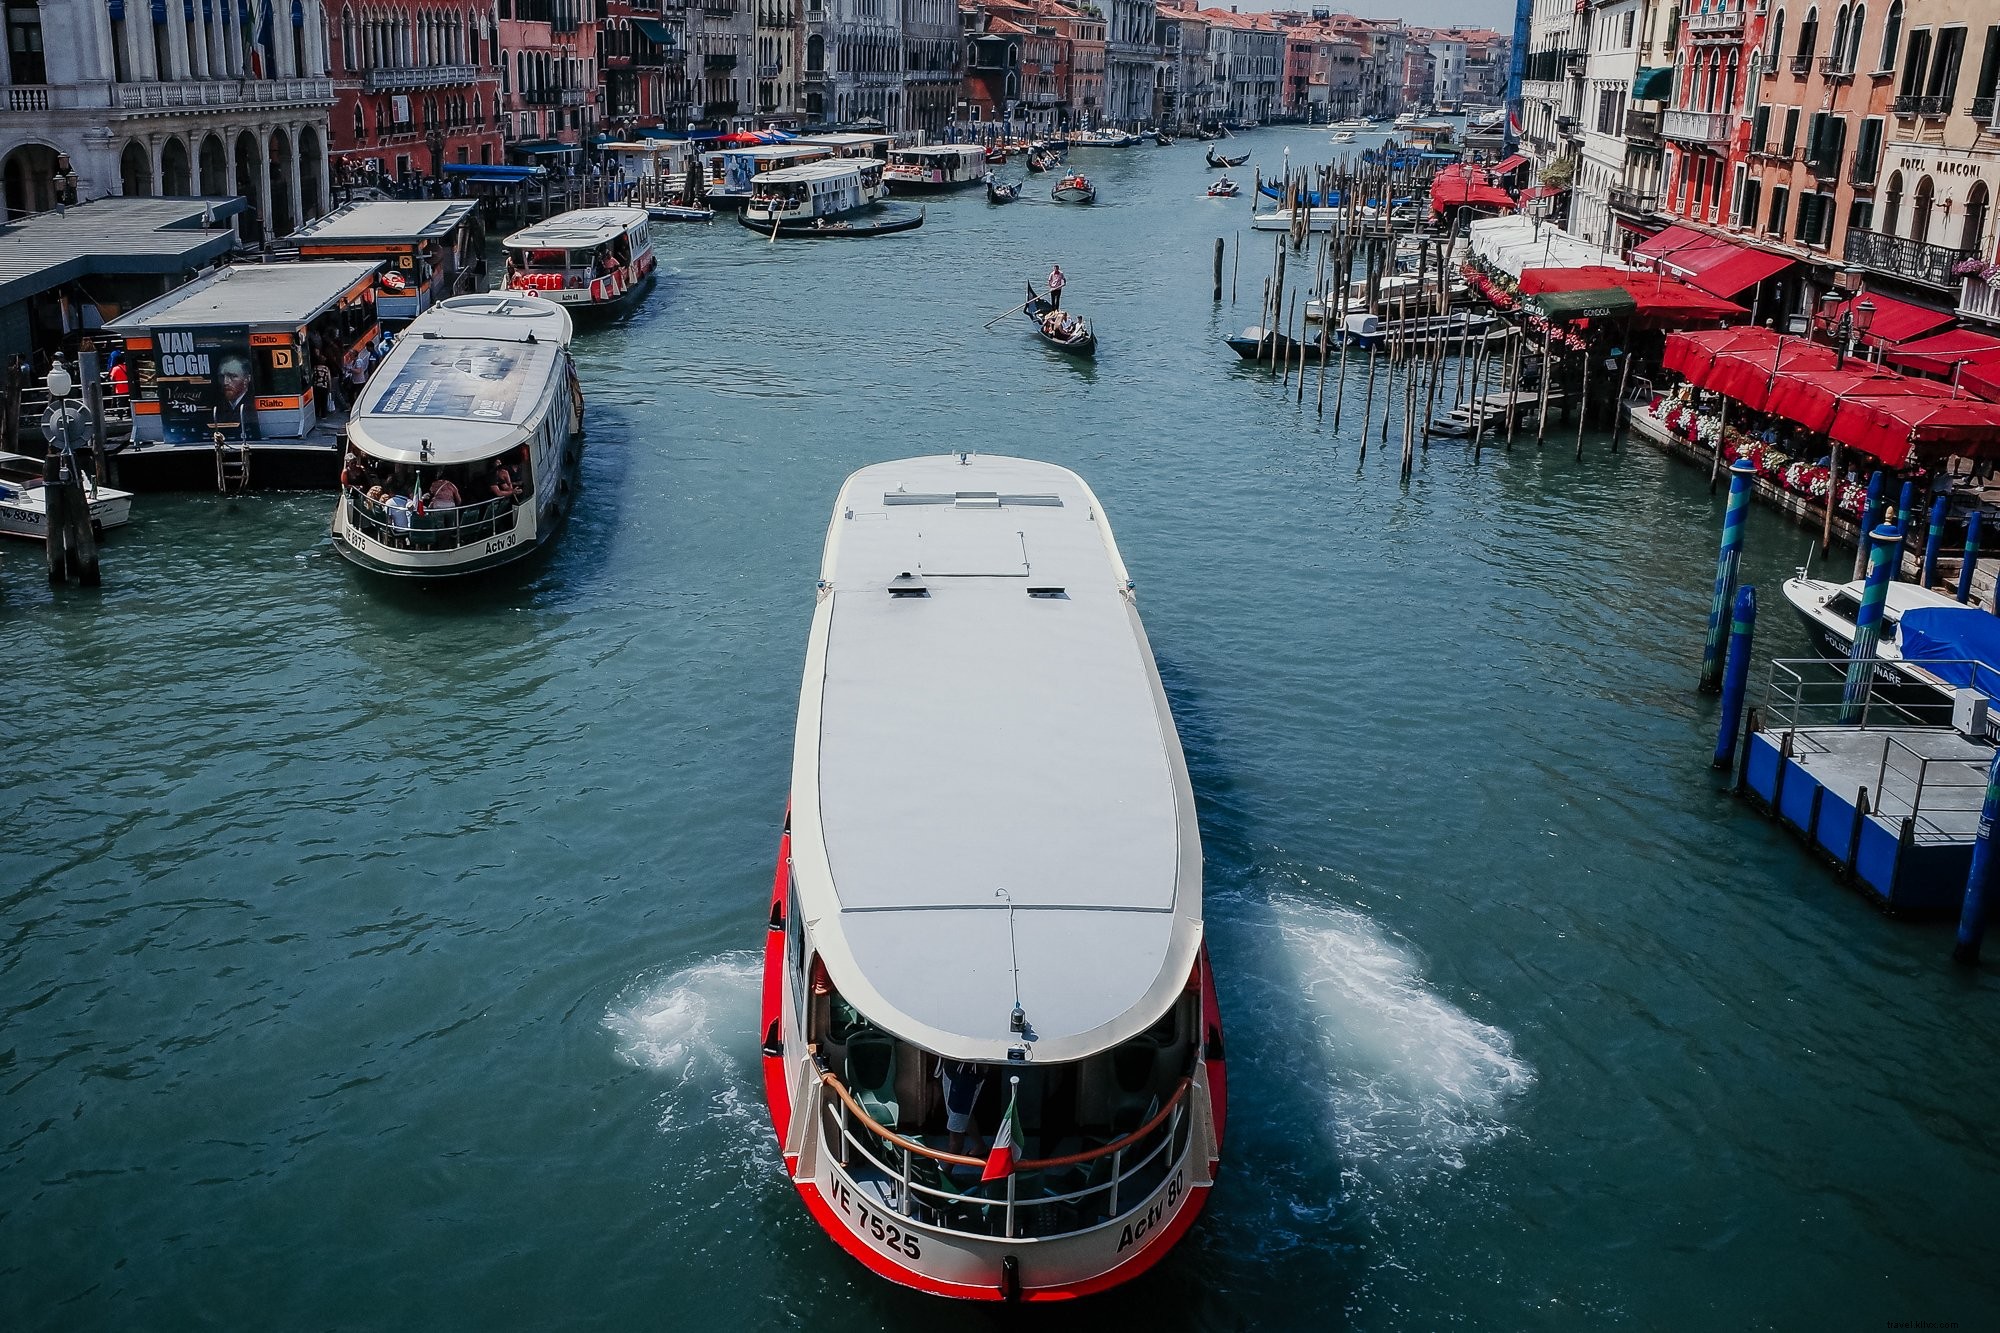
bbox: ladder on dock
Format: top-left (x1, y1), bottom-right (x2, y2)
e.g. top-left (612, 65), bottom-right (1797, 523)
top-left (213, 429), bottom-right (251, 494)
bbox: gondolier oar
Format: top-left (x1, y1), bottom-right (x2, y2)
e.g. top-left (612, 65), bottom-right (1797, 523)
top-left (983, 299), bottom-right (1030, 329)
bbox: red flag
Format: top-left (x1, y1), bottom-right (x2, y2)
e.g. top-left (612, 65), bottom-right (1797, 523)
top-left (980, 1085), bottom-right (1022, 1182)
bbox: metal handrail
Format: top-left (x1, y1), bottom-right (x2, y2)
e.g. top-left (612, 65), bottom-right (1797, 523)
top-left (1762, 656), bottom-right (2000, 737)
top-left (816, 1066), bottom-right (1191, 1170)
top-left (1871, 733), bottom-right (1992, 835)
top-left (345, 488), bottom-right (522, 549)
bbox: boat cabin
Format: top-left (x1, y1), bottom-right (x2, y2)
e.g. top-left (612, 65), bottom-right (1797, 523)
top-left (745, 160), bottom-right (887, 223)
top-left (884, 144), bottom-right (988, 190)
top-left (500, 207), bottom-right (655, 309)
top-left (797, 132), bottom-right (897, 163)
top-left (332, 294), bottom-right (581, 578)
top-left (1403, 122), bottom-right (1456, 150)
top-left (287, 201), bottom-right (484, 325)
top-left (599, 139), bottom-right (698, 194)
top-left (703, 144), bottom-right (835, 203)
top-left (110, 259), bottom-right (382, 447)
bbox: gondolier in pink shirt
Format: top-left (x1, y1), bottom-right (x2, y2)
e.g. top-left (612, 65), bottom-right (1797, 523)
top-left (1048, 264), bottom-right (1065, 309)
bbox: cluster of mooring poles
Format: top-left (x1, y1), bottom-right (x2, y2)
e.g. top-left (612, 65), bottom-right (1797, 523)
top-left (1700, 458), bottom-right (1997, 964)
top-left (1221, 155), bottom-right (1612, 481)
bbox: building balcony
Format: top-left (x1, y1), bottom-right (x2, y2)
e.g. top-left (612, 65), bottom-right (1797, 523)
top-left (1625, 108), bottom-right (1659, 144)
top-left (1788, 54), bottom-right (1812, 76)
top-left (1688, 9), bottom-right (1744, 33)
top-left (521, 87), bottom-right (561, 105)
top-left (1843, 227), bottom-right (1974, 290)
top-left (562, 87), bottom-right (593, 106)
top-left (1893, 93), bottom-right (1949, 118)
top-left (1608, 185), bottom-right (1657, 216)
top-left (1816, 55), bottom-right (1853, 83)
top-left (1972, 96), bottom-right (1995, 122)
top-left (112, 76), bottom-right (334, 112)
top-left (1959, 275), bottom-right (2000, 325)
top-left (703, 0), bottom-right (735, 13)
top-left (703, 99), bottom-right (739, 117)
top-left (704, 53), bottom-right (739, 71)
top-left (364, 65), bottom-right (482, 92)
top-left (758, 62), bottom-right (781, 79)
top-left (1662, 108), bottom-right (1734, 146)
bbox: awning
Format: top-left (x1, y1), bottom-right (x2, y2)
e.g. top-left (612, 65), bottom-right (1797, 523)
top-left (1430, 164), bottom-right (1515, 216)
top-left (1519, 184), bottom-right (1568, 202)
top-left (1490, 154), bottom-right (1527, 174)
top-left (1761, 369), bottom-right (1943, 434)
top-left (1531, 287), bottom-right (1637, 320)
top-left (1887, 329), bottom-right (2000, 373)
top-left (442, 163), bottom-right (543, 181)
top-left (1633, 225), bottom-right (1793, 297)
top-left (1519, 264), bottom-right (1747, 324)
top-left (1662, 326), bottom-right (1787, 383)
top-left (633, 17), bottom-right (672, 43)
top-left (1817, 293), bottom-right (1953, 348)
top-left (1829, 395), bottom-right (2000, 466)
top-left (1705, 339), bottom-right (1841, 407)
top-left (1633, 66), bottom-right (1674, 101)
top-left (510, 140), bottom-right (579, 157)
top-left (1965, 362), bottom-right (2000, 402)
top-left (1468, 216), bottom-right (1635, 276)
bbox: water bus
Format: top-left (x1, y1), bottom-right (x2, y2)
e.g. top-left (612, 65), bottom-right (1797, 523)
top-left (798, 132), bottom-right (898, 164)
top-left (702, 143), bottom-right (836, 209)
top-left (500, 207), bottom-right (656, 313)
top-left (0, 451), bottom-right (133, 539)
top-left (743, 159), bottom-right (888, 226)
top-left (885, 145), bottom-right (989, 192)
top-left (330, 294), bottom-right (584, 579)
top-left (763, 453), bottom-right (1225, 1302)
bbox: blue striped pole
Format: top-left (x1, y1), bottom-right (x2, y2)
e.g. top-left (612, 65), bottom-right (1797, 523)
top-left (1700, 460), bottom-right (1758, 693)
top-left (1921, 495), bottom-right (1949, 589)
top-left (1841, 524), bottom-right (1904, 724)
top-left (1953, 749), bottom-right (2000, 966)
top-left (1852, 471), bottom-right (1886, 580)
top-left (1958, 511), bottom-right (1982, 603)
top-left (1894, 479), bottom-right (1916, 569)
top-left (1712, 585), bottom-right (1757, 770)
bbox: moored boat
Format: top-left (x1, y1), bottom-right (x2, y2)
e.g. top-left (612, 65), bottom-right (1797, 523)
top-left (647, 200), bottom-right (715, 222)
top-left (740, 206), bottom-right (926, 238)
top-left (886, 145), bottom-right (989, 192)
top-left (1051, 173), bottom-right (1096, 204)
top-left (1024, 289), bottom-right (1096, 357)
top-left (1782, 574), bottom-right (2000, 721)
top-left (1249, 206), bottom-right (1341, 233)
top-left (763, 453), bottom-right (1224, 1301)
top-left (329, 294), bottom-right (584, 579)
top-left (1224, 325), bottom-right (1319, 363)
top-left (501, 207), bottom-right (656, 313)
top-left (0, 450), bottom-right (133, 539)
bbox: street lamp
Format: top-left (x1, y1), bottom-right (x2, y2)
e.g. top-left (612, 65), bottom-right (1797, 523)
top-left (1826, 295), bottom-right (1876, 369)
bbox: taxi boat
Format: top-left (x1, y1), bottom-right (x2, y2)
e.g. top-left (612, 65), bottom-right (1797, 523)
top-left (763, 453), bottom-right (1225, 1301)
top-left (330, 294), bottom-right (584, 579)
top-left (500, 207), bottom-right (656, 313)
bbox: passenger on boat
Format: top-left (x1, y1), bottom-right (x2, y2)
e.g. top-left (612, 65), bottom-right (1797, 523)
top-left (425, 476), bottom-right (461, 511)
top-left (489, 462), bottom-right (519, 503)
top-left (938, 1059), bottom-right (988, 1156)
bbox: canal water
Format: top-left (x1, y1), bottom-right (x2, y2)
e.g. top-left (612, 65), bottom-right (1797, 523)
top-left (6, 125), bottom-right (1998, 1330)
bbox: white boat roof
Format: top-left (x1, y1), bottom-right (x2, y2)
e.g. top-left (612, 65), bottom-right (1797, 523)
top-left (791, 455), bottom-right (1202, 1065)
top-left (345, 295), bottom-right (569, 464)
top-left (710, 144), bottom-right (827, 160)
top-left (287, 200), bottom-right (476, 246)
top-left (1789, 575), bottom-right (1966, 619)
top-left (756, 159), bottom-right (871, 185)
top-left (892, 144), bottom-right (984, 159)
top-left (107, 260), bottom-right (380, 331)
top-left (799, 132), bottom-right (895, 147)
top-left (502, 207), bottom-right (648, 250)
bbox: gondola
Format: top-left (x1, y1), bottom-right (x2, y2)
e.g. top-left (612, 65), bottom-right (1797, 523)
top-left (738, 205), bottom-right (926, 238)
top-left (1052, 173), bottom-right (1096, 204)
top-left (1195, 127), bottom-right (1226, 142)
top-left (1206, 176), bottom-right (1240, 198)
top-left (1224, 325), bottom-right (1318, 363)
top-left (986, 177), bottom-right (1022, 204)
top-left (1154, 130), bottom-right (1175, 146)
top-left (1205, 148), bottom-right (1251, 169)
top-left (1024, 288), bottom-right (1097, 358)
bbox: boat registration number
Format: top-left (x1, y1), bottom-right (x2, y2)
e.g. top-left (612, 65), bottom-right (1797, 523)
top-left (1115, 1167), bottom-right (1187, 1254)
top-left (829, 1178), bottom-right (922, 1261)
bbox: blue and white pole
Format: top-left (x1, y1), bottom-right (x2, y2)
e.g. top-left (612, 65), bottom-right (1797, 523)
top-left (1894, 479), bottom-right (1916, 569)
top-left (1958, 511), bottom-right (1982, 604)
top-left (1840, 524), bottom-right (1903, 724)
top-left (1712, 585), bottom-right (1757, 770)
top-left (1921, 495), bottom-right (1949, 589)
top-left (1700, 460), bottom-right (1758, 693)
top-left (1953, 749), bottom-right (2000, 966)
top-left (1852, 471), bottom-right (1886, 580)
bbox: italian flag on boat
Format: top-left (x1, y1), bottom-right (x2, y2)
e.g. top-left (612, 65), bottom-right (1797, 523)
top-left (981, 1085), bottom-right (1023, 1182)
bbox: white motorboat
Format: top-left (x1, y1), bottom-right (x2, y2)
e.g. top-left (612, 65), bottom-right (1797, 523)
top-left (0, 451), bottom-right (133, 539)
top-left (1249, 206), bottom-right (1342, 233)
top-left (330, 294), bottom-right (583, 579)
top-left (501, 207), bottom-right (657, 311)
top-left (885, 144), bottom-right (989, 191)
top-left (1782, 574), bottom-right (2000, 709)
top-left (762, 453), bottom-right (1225, 1302)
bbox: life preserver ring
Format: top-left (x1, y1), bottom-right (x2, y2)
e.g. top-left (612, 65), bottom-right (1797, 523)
top-left (380, 271), bottom-right (408, 293)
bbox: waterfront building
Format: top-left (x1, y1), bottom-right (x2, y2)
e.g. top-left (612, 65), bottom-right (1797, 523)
top-left (1326, 14), bottom-right (1407, 119)
top-left (497, 0), bottom-right (601, 153)
top-left (599, 1), bottom-right (691, 131)
top-left (1430, 36), bottom-right (1468, 109)
top-left (1609, 0), bottom-right (1674, 244)
top-left (1019, 9), bottom-right (1072, 134)
top-left (817, 0), bottom-right (902, 128)
top-left (958, 2), bottom-right (1026, 127)
top-left (1518, 0), bottom-right (1585, 218)
top-left (0, 0), bottom-right (334, 239)
top-left (903, 0), bottom-right (962, 135)
top-left (1569, 0), bottom-right (1646, 249)
top-left (328, 1), bottom-right (505, 192)
top-left (1200, 9), bottom-right (1281, 127)
top-left (1104, 0), bottom-right (1157, 128)
top-left (1046, 2), bottom-right (1106, 129)
top-left (1157, 2), bottom-right (1213, 132)
top-left (1461, 28), bottom-right (1510, 104)
top-left (752, 0), bottom-right (800, 125)
top-left (1282, 30), bottom-right (1315, 121)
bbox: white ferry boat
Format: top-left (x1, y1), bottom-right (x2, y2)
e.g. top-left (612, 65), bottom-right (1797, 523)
top-left (744, 159), bottom-right (888, 226)
top-left (500, 207), bottom-right (656, 312)
top-left (884, 144), bottom-right (989, 192)
top-left (798, 132), bottom-right (897, 163)
top-left (330, 294), bottom-right (583, 579)
top-left (0, 450), bottom-right (133, 539)
top-left (702, 143), bottom-right (836, 209)
top-left (762, 453), bottom-right (1225, 1302)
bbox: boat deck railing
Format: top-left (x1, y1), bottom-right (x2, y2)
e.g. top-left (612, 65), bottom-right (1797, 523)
top-left (344, 488), bottom-right (523, 551)
top-left (814, 1058), bottom-right (1194, 1243)
top-left (1762, 656), bottom-right (2000, 735)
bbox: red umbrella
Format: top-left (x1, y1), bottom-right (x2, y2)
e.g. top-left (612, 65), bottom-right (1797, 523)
top-left (1704, 338), bottom-right (1840, 407)
top-left (1829, 395), bottom-right (2000, 467)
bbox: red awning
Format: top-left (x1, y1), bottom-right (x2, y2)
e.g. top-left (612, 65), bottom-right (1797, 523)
top-left (1705, 339), bottom-right (1841, 407)
top-left (1519, 185), bottom-right (1567, 202)
top-left (1828, 395), bottom-right (2000, 467)
top-left (1517, 265), bottom-right (1746, 325)
top-left (1631, 224), bottom-right (1792, 297)
top-left (1885, 329), bottom-right (2000, 373)
top-left (1662, 325), bottom-right (1783, 384)
top-left (1491, 154), bottom-right (1528, 174)
top-left (1762, 370), bottom-right (1945, 434)
top-left (1430, 164), bottom-right (1516, 215)
top-left (1964, 362), bottom-right (2000, 402)
top-left (1817, 293), bottom-right (1954, 348)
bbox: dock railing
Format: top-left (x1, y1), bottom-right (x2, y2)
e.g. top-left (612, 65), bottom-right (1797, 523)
top-left (1760, 657), bottom-right (2000, 736)
top-left (1869, 734), bottom-right (1993, 838)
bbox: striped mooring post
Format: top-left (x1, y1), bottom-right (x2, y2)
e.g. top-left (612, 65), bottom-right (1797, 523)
top-left (1895, 479), bottom-right (1916, 565)
top-left (1852, 471), bottom-right (1886, 580)
top-left (1921, 495), bottom-right (1949, 589)
top-left (1958, 511), bottom-right (1982, 604)
top-left (1953, 749), bottom-right (2000, 966)
top-left (1700, 460), bottom-right (1759, 693)
top-left (1840, 524), bottom-right (1904, 724)
top-left (1712, 585), bottom-right (1757, 770)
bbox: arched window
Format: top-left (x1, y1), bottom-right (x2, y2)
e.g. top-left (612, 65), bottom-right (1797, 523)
top-left (1845, 6), bottom-right (1865, 71)
top-left (1797, 7), bottom-right (1818, 60)
top-left (1878, 0), bottom-right (1901, 73)
top-left (1769, 9), bottom-right (1786, 65)
top-left (1726, 49), bottom-right (1740, 110)
top-left (1911, 175), bottom-right (1935, 243)
top-left (353, 104), bottom-right (365, 142)
top-left (1966, 182), bottom-right (1992, 254)
top-left (1883, 169), bottom-right (1903, 232)
top-left (806, 33), bottom-right (823, 72)
top-left (1830, 6), bottom-right (1849, 65)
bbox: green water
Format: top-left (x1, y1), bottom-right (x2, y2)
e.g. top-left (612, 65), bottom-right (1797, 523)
top-left (5, 125), bottom-right (1998, 1331)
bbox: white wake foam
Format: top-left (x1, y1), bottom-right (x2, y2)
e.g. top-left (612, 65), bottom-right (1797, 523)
top-left (606, 952), bottom-right (765, 1139)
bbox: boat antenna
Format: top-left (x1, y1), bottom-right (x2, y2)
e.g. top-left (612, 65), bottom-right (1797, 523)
top-left (997, 887), bottom-right (1024, 1033)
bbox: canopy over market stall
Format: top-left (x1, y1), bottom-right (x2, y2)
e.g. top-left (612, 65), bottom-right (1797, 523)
top-left (1630, 224), bottom-right (1793, 298)
top-left (1518, 265), bottom-right (1746, 325)
top-left (1467, 216), bottom-right (1632, 277)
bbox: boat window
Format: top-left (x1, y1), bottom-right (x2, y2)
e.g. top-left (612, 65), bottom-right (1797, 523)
top-left (1826, 592), bottom-right (1861, 621)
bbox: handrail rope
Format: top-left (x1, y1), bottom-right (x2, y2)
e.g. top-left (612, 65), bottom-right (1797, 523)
top-left (815, 1069), bottom-right (1192, 1171)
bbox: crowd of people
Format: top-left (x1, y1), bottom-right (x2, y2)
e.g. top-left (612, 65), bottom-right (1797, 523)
top-left (343, 446), bottom-right (529, 546)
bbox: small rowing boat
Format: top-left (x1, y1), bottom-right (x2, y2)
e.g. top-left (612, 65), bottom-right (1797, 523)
top-left (1025, 288), bottom-right (1097, 357)
top-left (1206, 177), bottom-right (1240, 198)
top-left (1224, 325), bottom-right (1318, 364)
top-left (986, 177), bottom-right (1022, 204)
top-left (1205, 148), bottom-right (1250, 169)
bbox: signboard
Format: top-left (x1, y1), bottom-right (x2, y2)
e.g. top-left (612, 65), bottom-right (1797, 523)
top-left (154, 325), bottom-right (256, 444)
top-left (363, 342), bottom-right (543, 424)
